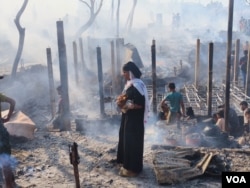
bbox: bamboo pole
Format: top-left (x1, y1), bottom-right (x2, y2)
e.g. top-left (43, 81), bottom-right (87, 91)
top-left (224, 0), bottom-right (234, 133)
top-left (245, 45), bottom-right (250, 96)
top-left (110, 40), bottom-right (115, 96)
top-left (46, 48), bottom-right (56, 118)
top-left (73, 41), bottom-right (79, 85)
top-left (195, 39), bottom-right (200, 89)
top-left (96, 47), bottom-right (105, 117)
top-left (151, 39), bottom-right (157, 115)
top-left (207, 42), bottom-right (213, 117)
top-left (234, 39), bottom-right (240, 86)
top-left (56, 20), bottom-right (71, 131)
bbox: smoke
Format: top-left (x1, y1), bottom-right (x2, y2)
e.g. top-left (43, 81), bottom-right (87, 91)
top-left (1, 0), bottom-right (250, 138)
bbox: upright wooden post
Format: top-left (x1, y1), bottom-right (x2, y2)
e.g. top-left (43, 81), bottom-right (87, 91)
top-left (110, 40), bottom-right (116, 96)
top-left (207, 42), bottom-right (213, 117)
top-left (56, 20), bottom-right (71, 131)
top-left (115, 38), bottom-right (124, 94)
top-left (234, 39), bottom-right (240, 86)
top-left (245, 46), bottom-right (250, 96)
top-left (151, 39), bottom-right (157, 115)
top-left (225, 0), bottom-right (234, 132)
top-left (79, 38), bottom-right (86, 70)
top-left (69, 142), bottom-right (80, 188)
top-left (195, 39), bottom-right (200, 89)
top-left (79, 37), bottom-right (86, 74)
top-left (46, 48), bottom-right (56, 118)
top-left (73, 41), bottom-right (79, 85)
top-left (96, 47), bottom-right (105, 117)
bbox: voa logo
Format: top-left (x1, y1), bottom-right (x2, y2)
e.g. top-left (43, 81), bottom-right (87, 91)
top-left (226, 176), bottom-right (247, 183)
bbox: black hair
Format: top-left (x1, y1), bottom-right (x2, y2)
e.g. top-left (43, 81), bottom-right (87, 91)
top-left (240, 100), bottom-right (248, 107)
top-left (168, 82), bottom-right (176, 89)
top-left (217, 110), bottom-right (224, 118)
top-left (122, 61), bottom-right (142, 78)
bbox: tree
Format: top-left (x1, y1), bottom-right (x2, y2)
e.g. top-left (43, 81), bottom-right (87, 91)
top-left (75, 0), bottom-right (103, 38)
top-left (11, 0), bottom-right (29, 79)
top-left (125, 0), bottom-right (137, 34)
top-left (116, 0), bottom-right (120, 37)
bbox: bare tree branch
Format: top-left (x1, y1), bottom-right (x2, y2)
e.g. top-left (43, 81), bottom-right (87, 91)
top-left (116, 0), bottom-right (120, 37)
top-left (75, 0), bottom-right (103, 38)
top-left (79, 0), bottom-right (91, 9)
top-left (126, 0), bottom-right (137, 34)
top-left (11, 0), bottom-right (29, 79)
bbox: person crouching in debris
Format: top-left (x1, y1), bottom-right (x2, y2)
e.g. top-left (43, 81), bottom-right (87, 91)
top-left (160, 82), bottom-right (185, 129)
top-left (51, 85), bottom-right (63, 130)
top-left (116, 61), bottom-right (149, 177)
top-left (218, 103), bottom-right (240, 137)
top-left (157, 100), bottom-right (169, 120)
top-left (215, 110), bottom-right (226, 133)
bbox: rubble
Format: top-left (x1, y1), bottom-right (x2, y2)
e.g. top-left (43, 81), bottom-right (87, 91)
top-left (151, 145), bottom-right (250, 185)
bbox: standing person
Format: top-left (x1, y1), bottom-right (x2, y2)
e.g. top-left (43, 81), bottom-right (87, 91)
top-left (240, 100), bottom-right (249, 134)
top-left (0, 91), bottom-right (16, 155)
top-left (0, 76), bottom-right (17, 187)
top-left (0, 75), bottom-right (16, 124)
top-left (160, 82), bottom-right (185, 128)
top-left (239, 50), bottom-right (248, 88)
top-left (116, 61), bottom-right (149, 177)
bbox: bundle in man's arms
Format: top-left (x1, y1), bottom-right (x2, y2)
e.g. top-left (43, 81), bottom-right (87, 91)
top-left (116, 94), bottom-right (135, 113)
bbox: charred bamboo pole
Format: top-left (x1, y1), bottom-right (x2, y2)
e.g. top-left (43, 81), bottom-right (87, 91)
top-left (2, 164), bottom-right (16, 188)
top-left (234, 39), bottom-right (240, 86)
top-left (79, 37), bottom-right (85, 68)
top-left (195, 39), bottom-right (200, 89)
top-left (115, 38), bottom-right (124, 94)
top-left (245, 46), bottom-right (250, 96)
top-left (207, 42), bottom-right (213, 117)
top-left (69, 142), bottom-right (80, 188)
top-left (46, 48), bottom-right (56, 118)
top-left (56, 20), bottom-right (71, 131)
top-left (73, 41), bottom-right (79, 85)
top-left (96, 47), bottom-right (105, 117)
top-left (79, 37), bottom-right (86, 79)
top-left (225, 0), bottom-right (234, 133)
top-left (110, 40), bottom-right (115, 96)
top-left (197, 152), bottom-right (213, 173)
top-left (151, 39), bottom-right (157, 114)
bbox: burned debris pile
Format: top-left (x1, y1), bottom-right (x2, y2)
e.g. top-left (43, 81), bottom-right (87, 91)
top-left (151, 145), bottom-right (250, 185)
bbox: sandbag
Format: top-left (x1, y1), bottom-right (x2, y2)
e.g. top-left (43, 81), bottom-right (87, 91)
top-left (2, 110), bottom-right (36, 139)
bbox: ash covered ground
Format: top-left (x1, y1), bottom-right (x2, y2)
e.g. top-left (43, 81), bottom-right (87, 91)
top-left (0, 68), bottom-right (225, 188)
